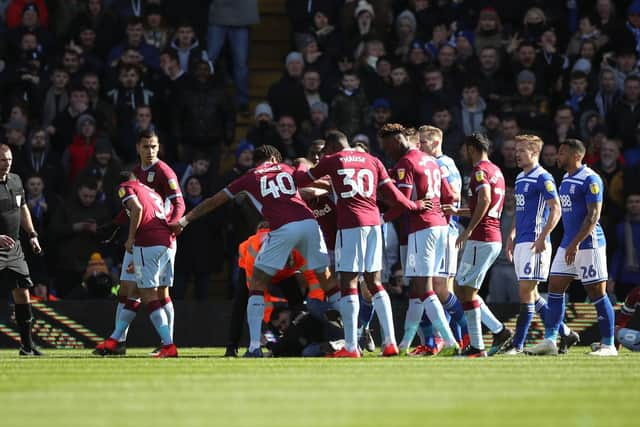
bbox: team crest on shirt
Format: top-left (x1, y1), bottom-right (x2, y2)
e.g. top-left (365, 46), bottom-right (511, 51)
top-left (570, 184), bottom-right (576, 194)
top-left (168, 179), bottom-right (178, 190)
top-left (524, 183), bottom-right (530, 193)
top-left (118, 187), bottom-right (125, 198)
top-left (15, 195), bottom-right (21, 206)
top-left (544, 180), bottom-right (554, 192)
top-left (397, 168), bottom-right (406, 180)
top-left (475, 170), bottom-right (484, 182)
top-left (147, 172), bottom-right (155, 183)
top-left (590, 183), bottom-right (600, 194)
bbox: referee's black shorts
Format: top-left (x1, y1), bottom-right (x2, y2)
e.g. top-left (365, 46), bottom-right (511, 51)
top-left (0, 244), bottom-right (33, 293)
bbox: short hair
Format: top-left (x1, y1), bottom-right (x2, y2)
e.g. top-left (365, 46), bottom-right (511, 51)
top-left (463, 133), bottom-right (491, 153)
top-left (432, 104), bottom-right (451, 114)
top-left (160, 48), bottom-right (179, 63)
top-left (514, 134), bottom-right (544, 154)
top-left (462, 79), bottom-right (479, 90)
top-left (324, 130), bottom-right (349, 151)
top-left (423, 65), bottom-right (442, 76)
top-left (69, 84), bottom-right (88, 96)
top-left (625, 74), bottom-right (640, 85)
top-left (136, 129), bottom-right (158, 144)
top-left (570, 70), bottom-right (588, 81)
top-left (269, 306), bottom-right (290, 327)
top-left (253, 145), bottom-right (282, 164)
top-left (342, 70), bottom-right (359, 79)
top-left (77, 176), bottom-right (99, 191)
top-left (559, 138), bottom-right (586, 157)
top-left (418, 125), bottom-right (443, 144)
top-left (378, 123), bottom-right (405, 139)
top-left (127, 16), bottom-right (144, 27)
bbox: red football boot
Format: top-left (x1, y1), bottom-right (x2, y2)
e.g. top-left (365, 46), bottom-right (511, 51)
top-left (326, 348), bottom-right (361, 358)
top-left (381, 343), bottom-right (400, 357)
top-left (155, 343), bottom-right (178, 358)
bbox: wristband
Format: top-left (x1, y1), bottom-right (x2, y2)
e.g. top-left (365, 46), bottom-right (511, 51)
top-left (178, 217), bottom-right (189, 228)
top-left (29, 232), bottom-right (38, 239)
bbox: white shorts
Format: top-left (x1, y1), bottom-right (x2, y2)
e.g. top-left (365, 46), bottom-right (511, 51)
top-left (405, 226), bottom-right (448, 278)
top-left (254, 219), bottom-right (328, 276)
top-left (120, 250), bottom-right (135, 282)
top-left (335, 225), bottom-right (383, 273)
top-left (514, 242), bottom-right (552, 282)
top-left (456, 240), bottom-right (502, 289)
top-left (550, 246), bottom-right (608, 285)
top-left (132, 245), bottom-right (176, 289)
top-left (438, 222), bottom-right (460, 277)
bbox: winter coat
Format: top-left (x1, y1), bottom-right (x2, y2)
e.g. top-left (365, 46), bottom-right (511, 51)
top-left (267, 73), bottom-right (310, 124)
top-left (64, 135), bottom-right (96, 184)
top-left (455, 97), bottom-right (487, 136)
top-left (330, 88), bottom-right (369, 140)
top-left (607, 97), bottom-right (640, 150)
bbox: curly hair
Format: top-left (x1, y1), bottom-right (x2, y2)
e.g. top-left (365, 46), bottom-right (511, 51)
top-left (253, 145), bottom-right (282, 164)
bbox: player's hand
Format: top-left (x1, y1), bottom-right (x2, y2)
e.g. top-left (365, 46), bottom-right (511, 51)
top-left (126, 262), bottom-right (135, 274)
top-left (0, 234), bottom-right (15, 249)
top-left (124, 237), bottom-right (134, 254)
top-left (455, 229), bottom-right (470, 250)
top-left (505, 236), bottom-right (515, 263)
top-left (30, 237), bottom-right (42, 254)
top-left (531, 237), bottom-right (547, 254)
top-left (442, 204), bottom-right (458, 216)
top-left (417, 199), bottom-right (433, 211)
top-left (564, 243), bottom-right (578, 265)
top-left (168, 222), bottom-right (184, 235)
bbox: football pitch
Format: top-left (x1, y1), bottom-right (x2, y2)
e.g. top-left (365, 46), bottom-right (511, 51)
top-left (1, 348), bottom-right (639, 427)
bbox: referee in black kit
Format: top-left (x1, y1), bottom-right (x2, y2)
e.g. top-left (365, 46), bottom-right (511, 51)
top-left (0, 144), bottom-right (43, 355)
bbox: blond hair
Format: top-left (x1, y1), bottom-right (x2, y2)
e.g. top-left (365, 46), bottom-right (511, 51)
top-left (418, 125), bottom-right (443, 146)
top-left (514, 134), bottom-right (544, 155)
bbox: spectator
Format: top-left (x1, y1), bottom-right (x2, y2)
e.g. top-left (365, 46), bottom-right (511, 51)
top-left (173, 175), bottom-right (218, 300)
top-left (303, 102), bottom-right (330, 145)
top-left (5, 0), bottom-right (48, 30)
top-left (169, 21), bottom-right (208, 73)
top-left (6, 101), bottom-right (30, 129)
top-left (246, 102), bottom-right (279, 148)
top-left (475, 46), bottom-right (508, 106)
top-left (49, 177), bottom-right (111, 298)
top-left (607, 74), bottom-right (640, 150)
top-left (143, 4), bottom-right (171, 51)
top-left (206, 0), bottom-right (259, 114)
top-left (493, 138), bottom-right (518, 185)
top-left (405, 41), bottom-right (428, 84)
top-left (3, 120), bottom-right (27, 156)
top-left (310, 8), bottom-right (341, 61)
top-left (78, 138), bottom-right (122, 211)
top-left (3, 50), bottom-right (45, 119)
top-left (301, 68), bottom-right (325, 111)
top-left (273, 114), bottom-right (305, 162)
top-left (593, 138), bottom-right (625, 229)
top-left (392, 10), bottom-right (416, 59)
top-left (566, 13), bottom-right (608, 58)
top-left (550, 105), bottom-right (579, 146)
top-left (608, 46), bottom-right (638, 90)
top-left (330, 70), bottom-right (369, 139)
top-left (50, 85), bottom-right (91, 155)
top-left (298, 33), bottom-right (333, 79)
top-left (474, 7), bottom-right (504, 53)
top-left (267, 52), bottom-right (309, 125)
top-left (563, 71), bottom-right (596, 121)
top-left (108, 16), bottom-right (160, 71)
top-left (81, 71), bottom-right (115, 138)
top-left (6, 3), bottom-right (54, 62)
top-left (60, 47), bottom-right (83, 82)
top-left (70, 0), bottom-right (119, 58)
top-left (387, 63), bottom-right (417, 126)
top-left (595, 66), bottom-right (622, 118)
top-left (437, 43), bottom-right (464, 94)
top-left (63, 114), bottom-right (98, 184)
top-left (174, 58), bottom-right (234, 167)
top-left (42, 67), bottom-right (70, 128)
top-left (608, 193), bottom-right (640, 302)
top-left (73, 24), bottom-right (105, 74)
top-left (360, 97), bottom-right (391, 158)
top-left (432, 104), bottom-right (463, 163)
top-left (595, 0), bottom-right (620, 38)
top-left (417, 66), bottom-right (456, 126)
top-left (501, 70), bottom-right (549, 132)
top-left (488, 185), bottom-right (518, 303)
top-left (424, 20), bottom-right (452, 58)
top-left (178, 151), bottom-right (212, 191)
top-left (455, 80), bottom-right (486, 136)
top-left (14, 127), bottom-right (63, 195)
top-left (540, 143), bottom-right (564, 184)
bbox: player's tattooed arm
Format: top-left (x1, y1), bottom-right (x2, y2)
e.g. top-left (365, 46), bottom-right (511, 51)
top-left (565, 202), bottom-right (601, 264)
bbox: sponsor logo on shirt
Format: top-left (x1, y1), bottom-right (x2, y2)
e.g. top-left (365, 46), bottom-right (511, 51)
top-left (475, 170), bottom-right (484, 182)
top-left (118, 187), bottom-right (126, 198)
top-left (168, 179), bottom-right (178, 190)
top-left (397, 168), bottom-right (406, 180)
top-left (544, 180), bottom-right (555, 193)
top-left (590, 183), bottom-right (600, 195)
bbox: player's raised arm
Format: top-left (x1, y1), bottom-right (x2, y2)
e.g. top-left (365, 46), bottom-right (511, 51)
top-left (170, 189), bottom-right (232, 233)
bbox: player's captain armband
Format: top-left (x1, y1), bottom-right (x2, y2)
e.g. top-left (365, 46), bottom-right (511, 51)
top-left (544, 180), bottom-right (555, 192)
top-left (118, 187), bottom-right (126, 198)
top-left (397, 168), bottom-right (406, 180)
top-left (475, 170), bottom-right (484, 182)
top-left (590, 183), bottom-right (600, 195)
top-left (168, 179), bottom-right (178, 190)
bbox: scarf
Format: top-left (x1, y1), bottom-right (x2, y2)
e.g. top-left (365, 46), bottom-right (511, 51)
top-left (566, 90), bottom-right (585, 113)
top-left (626, 21), bottom-right (640, 55)
top-left (624, 218), bottom-right (640, 272)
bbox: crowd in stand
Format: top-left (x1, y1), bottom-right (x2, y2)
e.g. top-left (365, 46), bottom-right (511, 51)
top-left (1, 0), bottom-right (640, 302)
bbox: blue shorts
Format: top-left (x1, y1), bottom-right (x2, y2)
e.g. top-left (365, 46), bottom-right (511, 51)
top-left (255, 219), bottom-right (329, 276)
top-left (335, 225), bottom-right (383, 273)
top-left (456, 240), bottom-right (502, 289)
top-left (405, 226), bottom-right (448, 278)
top-left (132, 245), bottom-right (175, 288)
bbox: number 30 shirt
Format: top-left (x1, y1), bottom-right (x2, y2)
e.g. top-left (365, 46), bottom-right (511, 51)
top-left (297, 149), bottom-right (419, 230)
top-left (223, 162), bottom-right (315, 230)
top-left (118, 181), bottom-right (173, 248)
top-left (469, 160), bottom-right (505, 243)
top-left (558, 165), bottom-right (606, 250)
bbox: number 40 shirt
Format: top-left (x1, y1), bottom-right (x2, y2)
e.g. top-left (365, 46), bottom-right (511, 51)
top-left (223, 162), bottom-right (315, 230)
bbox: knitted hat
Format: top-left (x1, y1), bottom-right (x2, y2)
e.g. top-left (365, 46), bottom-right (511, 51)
top-left (235, 140), bottom-right (255, 159)
top-left (396, 10), bottom-right (416, 33)
top-left (76, 114), bottom-right (96, 132)
top-left (285, 51), bottom-right (304, 66)
top-left (517, 70), bottom-right (536, 83)
top-left (354, 1), bottom-right (375, 18)
top-left (254, 102), bottom-right (274, 120)
top-left (310, 101), bottom-right (329, 116)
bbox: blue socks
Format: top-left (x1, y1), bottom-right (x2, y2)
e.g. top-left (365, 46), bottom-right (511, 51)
top-left (358, 295), bottom-right (374, 329)
top-left (443, 292), bottom-right (468, 335)
top-left (512, 303), bottom-right (535, 350)
top-left (419, 314), bottom-right (435, 348)
top-left (544, 293), bottom-right (565, 341)
top-left (535, 297), bottom-right (569, 337)
top-left (592, 295), bottom-right (615, 346)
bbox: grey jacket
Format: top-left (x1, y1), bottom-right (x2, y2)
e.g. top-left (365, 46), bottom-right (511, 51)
top-left (208, 0), bottom-right (259, 26)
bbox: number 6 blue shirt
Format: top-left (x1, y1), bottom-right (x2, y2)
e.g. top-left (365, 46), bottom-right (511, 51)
top-left (514, 165), bottom-right (558, 244)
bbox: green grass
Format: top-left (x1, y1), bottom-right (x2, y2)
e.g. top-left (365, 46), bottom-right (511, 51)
top-left (1, 348), bottom-right (639, 427)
